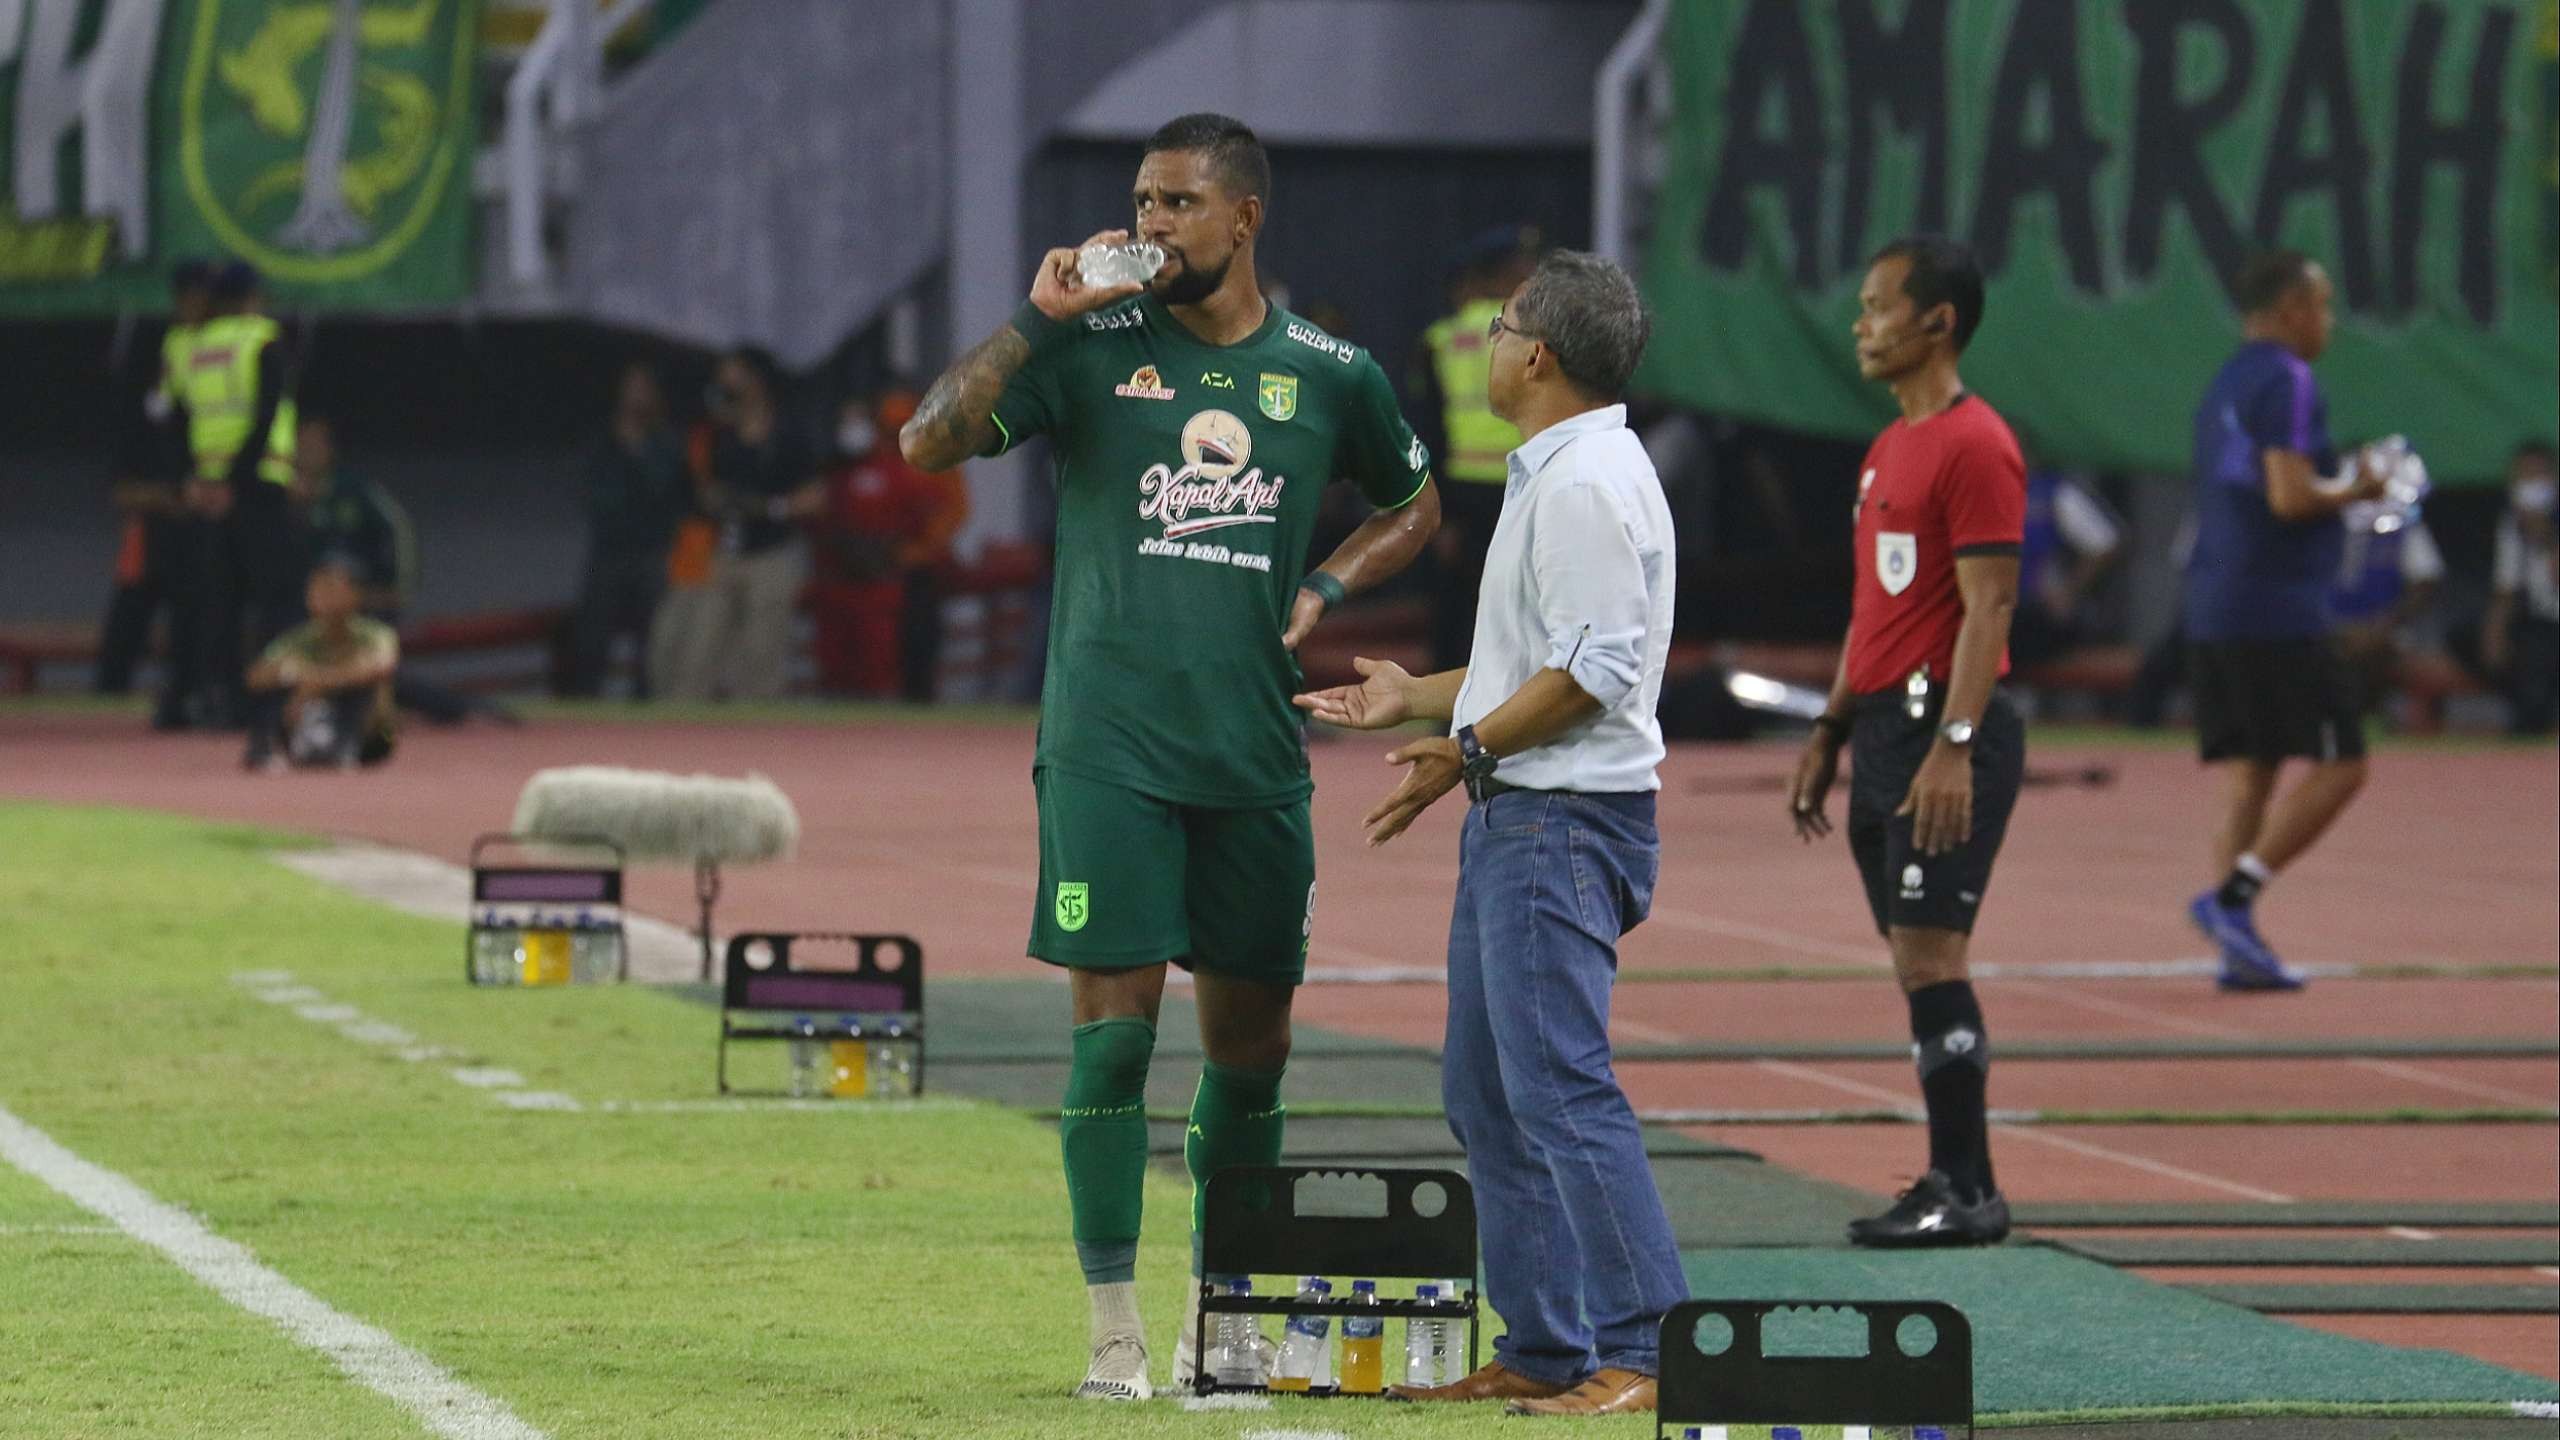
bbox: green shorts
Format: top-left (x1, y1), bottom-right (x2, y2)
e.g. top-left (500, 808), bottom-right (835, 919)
top-left (1028, 767), bottom-right (1315, 986)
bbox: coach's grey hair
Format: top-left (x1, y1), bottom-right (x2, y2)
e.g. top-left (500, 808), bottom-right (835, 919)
top-left (1513, 249), bottom-right (1651, 399)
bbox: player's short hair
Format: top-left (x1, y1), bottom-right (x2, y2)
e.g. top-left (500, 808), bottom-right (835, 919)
top-left (170, 258), bottom-right (213, 295)
top-left (1144, 113), bottom-right (1270, 206)
top-left (1870, 235), bottom-right (1985, 352)
top-left (1511, 249), bottom-right (1651, 399)
top-left (2234, 250), bottom-right (2320, 314)
top-left (2512, 439), bottom-right (2554, 468)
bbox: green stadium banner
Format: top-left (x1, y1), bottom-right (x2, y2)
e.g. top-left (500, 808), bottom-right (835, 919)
top-left (0, 0), bottom-right (479, 313)
top-left (1639, 0), bottom-right (2560, 485)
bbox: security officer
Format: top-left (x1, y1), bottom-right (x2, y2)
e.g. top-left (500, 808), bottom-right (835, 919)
top-left (170, 262), bottom-right (301, 720)
top-left (1412, 226), bottom-right (1538, 669)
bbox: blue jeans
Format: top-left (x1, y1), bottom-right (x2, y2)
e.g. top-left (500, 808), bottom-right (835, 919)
top-left (1442, 788), bottom-right (1690, 1385)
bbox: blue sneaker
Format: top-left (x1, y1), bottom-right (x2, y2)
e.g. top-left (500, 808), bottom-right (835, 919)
top-left (2188, 891), bottom-right (2306, 991)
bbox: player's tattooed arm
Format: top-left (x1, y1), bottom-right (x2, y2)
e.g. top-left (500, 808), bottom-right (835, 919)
top-left (900, 325), bottom-right (1031, 473)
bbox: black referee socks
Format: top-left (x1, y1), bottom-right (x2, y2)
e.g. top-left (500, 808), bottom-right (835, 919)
top-left (1908, 980), bottom-right (1995, 1202)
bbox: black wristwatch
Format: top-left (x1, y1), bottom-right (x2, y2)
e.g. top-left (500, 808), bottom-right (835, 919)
top-left (1812, 711), bottom-right (1851, 744)
top-left (1455, 724), bottom-right (1500, 792)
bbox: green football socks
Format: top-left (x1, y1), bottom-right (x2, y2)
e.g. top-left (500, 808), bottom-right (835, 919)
top-left (1061, 1017), bottom-right (1154, 1286)
top-left (1185, 1059), bottom-right (1286, 1277)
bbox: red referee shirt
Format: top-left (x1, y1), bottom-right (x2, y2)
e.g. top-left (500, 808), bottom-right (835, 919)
top-left (1845, 393), bottom-right (2027, 697)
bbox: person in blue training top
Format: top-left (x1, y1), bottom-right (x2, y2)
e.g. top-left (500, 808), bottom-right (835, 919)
top-left (2181, 251), bottom-right (2388, 991)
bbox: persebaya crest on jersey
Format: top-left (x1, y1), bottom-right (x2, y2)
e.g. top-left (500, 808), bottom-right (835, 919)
top-left (1138, 409), bottom-right (1288, 541)
top-left (1257, 372), bottom-right (1298, 422)
top-left (180, 0), bottom-right (476, 282)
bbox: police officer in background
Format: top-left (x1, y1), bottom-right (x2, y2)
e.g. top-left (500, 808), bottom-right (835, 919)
top-left (103, 259), bottom-right (213, 709)
top-left (166, 262), bottom-right (301, 725)
top-left (1788, 237), bottom-right (2028, 1248)
top-left (1411, 226), bottom-right (1538, 670)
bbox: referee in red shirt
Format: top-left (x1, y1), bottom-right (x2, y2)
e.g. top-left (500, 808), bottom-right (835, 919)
top-left (1787, 237), bottom-right (2026, 1247)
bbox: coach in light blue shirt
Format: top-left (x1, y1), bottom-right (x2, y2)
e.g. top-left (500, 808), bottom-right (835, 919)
top-left (1294, 250), bottom-right (1684, 1419)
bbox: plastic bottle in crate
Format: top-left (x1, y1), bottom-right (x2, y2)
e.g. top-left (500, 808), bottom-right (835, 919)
top-left (1405, 1282), bottom-right (1454, 1389)
top-left (861, 1018), bottom-right (916, 1097)
top-left (787, 1016), bottom-right (822, 1096)
top-left (1338, 1280), bottom-right (1384, 1393)
top-left (1208, 1277), bottom-right (1266, 1387)
top-left (1267, 1276), bottom-right (1333, 1391)
top-left (470, 912), bottom-right (516, 984)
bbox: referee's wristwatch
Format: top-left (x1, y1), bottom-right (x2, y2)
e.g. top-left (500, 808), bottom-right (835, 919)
top-left (1938, 717), bottom-right (1978, 747)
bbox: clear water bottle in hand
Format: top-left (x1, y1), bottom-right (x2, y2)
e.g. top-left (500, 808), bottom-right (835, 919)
top-left (1403, 1283), bottom-right (1446, 1388)
top-left (1269, 1277), bottom-right (1332, 1391)
top-left (1077, 240), bottom-right (1163, 289)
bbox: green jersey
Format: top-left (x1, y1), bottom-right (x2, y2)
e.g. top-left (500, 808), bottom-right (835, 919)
top-left (989, 295), bottom-right (1431, 807)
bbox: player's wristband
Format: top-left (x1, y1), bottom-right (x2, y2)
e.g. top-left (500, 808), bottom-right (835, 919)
top-left (1010, 299), bottom-right (1070, 354)
top-left (1298, 571), bottom-right (1347, 612)
top-left (1811, 711), bottom-right (1852, 743)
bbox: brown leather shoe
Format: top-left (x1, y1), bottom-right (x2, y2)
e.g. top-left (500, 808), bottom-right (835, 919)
top-left (1386, 1360), bottom-right (1571, 1403)
top-left (1503, 1367), bottom-right (1656, 1417)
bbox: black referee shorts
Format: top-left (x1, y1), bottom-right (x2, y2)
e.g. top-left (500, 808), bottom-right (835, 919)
top-left (1847, 691), bottom-right (2026, 937)
top-left (2190, 639), bottom-right (2368, 765)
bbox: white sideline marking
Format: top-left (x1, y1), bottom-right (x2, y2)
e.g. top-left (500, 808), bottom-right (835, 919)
top-left (341, 1021), bottom-right (418, 1047)
top-left (493, 1092), bottom-right (583, 1112)
top-left (2515, 1401), bottom-right (2559, 1419)
top-left (2534, 1266), bottom-right (2559, 1279)
top-left (448, 1068), bottom-right (526, 1090)
top-left (0, 1102), bottom-right (549, 1440)
top-left (1241, 1429), bottom-right (1347, 1440)
top-left (2386, 1226), bottom-right (2439, 1242)
top-left (1749, 1059), bottom-right (2294, 1203)
top-left (294, 1003), bottom-right (362, 1024)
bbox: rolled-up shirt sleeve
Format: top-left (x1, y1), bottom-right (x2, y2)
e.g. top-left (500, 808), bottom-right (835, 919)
top-left (1531, 480), bottom-right (1650, 710)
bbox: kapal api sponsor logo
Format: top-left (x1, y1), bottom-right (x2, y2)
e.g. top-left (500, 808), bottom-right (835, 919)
top-left (1286, 321), bottom-right (1355, 364)
top-left (1114, 365), bottom-right (1176, 400)
top-left (1138, 409), bottom-right (1287, 541)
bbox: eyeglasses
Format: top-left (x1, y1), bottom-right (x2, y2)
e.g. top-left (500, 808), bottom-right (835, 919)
top-left (1486, 311), bottom-right (1538, 346)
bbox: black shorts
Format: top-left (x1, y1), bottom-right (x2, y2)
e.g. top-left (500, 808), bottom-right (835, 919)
top-left (1848, 691), bottom-right (2026, 937)
top-left (2190, 639), bottom-right (2367, 764)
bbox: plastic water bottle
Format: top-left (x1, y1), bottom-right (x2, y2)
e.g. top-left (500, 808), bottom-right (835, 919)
top-left (787, 1016), bottom-right (821, 1097)
top-left (1406, 1281), bottom-right (1459, 1388)
top-left (866, 1021), bottom-right (916, 1098)
top-left (470, 919), bottom-right (514, 985)
top-left (1208, 1278), bottom-right (1266, 1387)
top-left (1268, 1277), bottom-right (1332, 1391)
top-left (1077, 239), bottom-right (1164, 289)
top-left (1338, 1280), bottom-right (1384, 1393)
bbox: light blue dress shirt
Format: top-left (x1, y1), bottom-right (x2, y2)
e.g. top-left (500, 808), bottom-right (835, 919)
top-left (1450, 403), bottom-right (1677, 794)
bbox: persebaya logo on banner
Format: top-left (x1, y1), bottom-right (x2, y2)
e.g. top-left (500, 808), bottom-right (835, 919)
top-left (0, 0), bottom-right (478, 311)
top-left (181, 0), bottom-right (474, 282)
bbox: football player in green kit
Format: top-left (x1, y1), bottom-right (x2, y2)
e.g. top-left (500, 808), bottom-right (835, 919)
top-left (901, 113), bottom-right (1440, 1399)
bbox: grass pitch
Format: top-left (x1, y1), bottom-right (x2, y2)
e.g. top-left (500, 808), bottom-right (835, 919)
top-left (0, 800), bottom-right (1625, 1439)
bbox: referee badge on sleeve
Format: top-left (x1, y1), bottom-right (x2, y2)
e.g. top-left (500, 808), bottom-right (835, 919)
top-left (1877, 532), bottom-right (1918, 595)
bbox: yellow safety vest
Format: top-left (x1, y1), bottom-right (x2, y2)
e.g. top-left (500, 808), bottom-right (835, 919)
top-left (175, 314), bottom-right (296, 485)
top-left (1422, 297), bottom-right (1522, 485)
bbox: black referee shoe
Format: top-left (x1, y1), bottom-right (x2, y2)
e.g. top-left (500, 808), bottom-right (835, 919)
top-left (1846, 1170), bottom-right (2010, 1248)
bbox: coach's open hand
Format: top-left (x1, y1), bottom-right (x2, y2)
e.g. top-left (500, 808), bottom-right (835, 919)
top-left (1898, 743), bottom-right (1973, 857)
top-left (1293, 656), bottom-right (1414, 730)
top-left (1787, 732), bottom-right (1843, 842)
top-left (1365, 736), bottom-right (1460, 847)
top-left (1031, 229), bottom-right (1148, 321)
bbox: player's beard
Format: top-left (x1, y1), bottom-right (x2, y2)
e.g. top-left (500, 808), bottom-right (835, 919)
top-left (1156, 247), bottom-right (1232, 306)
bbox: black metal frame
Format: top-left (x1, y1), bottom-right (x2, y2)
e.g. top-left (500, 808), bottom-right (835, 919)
top-left (1655, 1299), bottom-right (1973, 1439)
top-left (466, 832), bottom-right (628, 985)
top-left (715, 931), bottom-right (925, 1097)
top-left (1192, 1165), bottom-right (1479, 1397)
